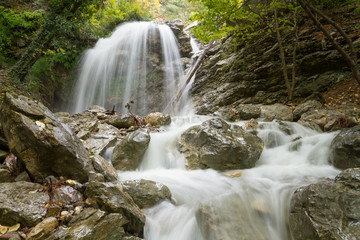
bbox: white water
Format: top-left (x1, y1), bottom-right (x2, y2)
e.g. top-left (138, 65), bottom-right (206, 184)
top-left (70, 22), bottom-right (184, 115)
top-left (119, 117), bottom-right (340, 240)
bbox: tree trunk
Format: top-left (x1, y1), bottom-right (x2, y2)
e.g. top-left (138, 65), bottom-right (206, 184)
top-left (296, 0), bottom-right (360, 85)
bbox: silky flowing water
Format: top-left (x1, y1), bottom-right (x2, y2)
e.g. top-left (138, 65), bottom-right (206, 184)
top-left (119, 117), bottom-right (340, 240)
top-left (70, 21), bottom-right (340, 239)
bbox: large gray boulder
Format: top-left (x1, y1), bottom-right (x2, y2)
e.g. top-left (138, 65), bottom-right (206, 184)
top-left (0, 182), bottom-right (49, 227)
top-left (0, 93), bottom-right (92, 183)
top-left (290, 168), bottom-right (360, 239)
top-left (111, 129), bottom-right (150, 171)
top-left (293, 100), bottom-right (322, 121)
top-left (144, 112), bottom-right (171, 127)
top-left (329, 125), bottom-right (360, 169)
top-left (121, 179), bottom-right (172, 209)
top-left (260, 103), bottom-right (293, 121)
top-left (177, 118), bottom-right (263, 170)
top-left (84, 182), bottom-right (145, 235)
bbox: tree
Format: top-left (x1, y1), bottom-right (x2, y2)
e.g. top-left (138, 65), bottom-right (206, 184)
top-left (295, 0), bottom-right (360, 85)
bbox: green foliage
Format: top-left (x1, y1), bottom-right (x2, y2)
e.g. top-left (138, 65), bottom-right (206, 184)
top-left (158, 0), bottom-right (197, 22)
top-left (0, 6), bottom-right (44, 65)
top-left (28, 57), bottom-right (50, 91)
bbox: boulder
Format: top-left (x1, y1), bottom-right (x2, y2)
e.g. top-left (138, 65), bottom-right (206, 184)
top-left (293, 100), bottom-right (322, 121)
top-left (196, 194), bottom-right (270, 240)
top-left (53, 185), bottom-right (83, 206)
top-left (290, 168), bottom-right (360, 239)
top-left (260, 104), bottom-right (293, 121)
top-left (214, 108), bottom-right (239, 121)
top-left (82, 123), bottom-right (120, 156)
top-left (0, 182), bottom-right (49, 227)
top-left (177, 118), bottom-right (263, 170)
top-left (0, 169), bottom-right (13, 183)
top-left (121, 179), bottom-right (172, 209)
top-left (90, 154), bottom-right (118, 182)
top-left (237, 104), bottom-right (261, 120)
top-left (27, 217), bottom-right (59, 240)
top-left (106, 114), bottom-right (136, 129)
top-left (0, 93), bottom-right (92, 183)
top-left (299, 108), bottom-right (348, 131)
top-left (144, 112), bottom-right (171, 127)
top-left (84, 182), bottom-right (145, 235)
top-left (111, 129), bottom-right (150, 171)
top-left (58, 111), bottom-right (99, 140)
top-left (329, 125), bottom-right (360, 169)
top-left (45, 208), bottom-right (134, 240)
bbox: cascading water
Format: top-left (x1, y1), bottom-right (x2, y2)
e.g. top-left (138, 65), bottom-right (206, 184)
top-left (69, 22), bottom-right (185, 115)
top-left (119, 117), bottom-right (340, 240)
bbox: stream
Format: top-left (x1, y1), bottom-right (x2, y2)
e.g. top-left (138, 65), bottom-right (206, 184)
top-left (119, 116), bottom-right (340, 240)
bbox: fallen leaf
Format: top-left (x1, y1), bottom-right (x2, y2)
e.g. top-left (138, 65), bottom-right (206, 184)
top-left (8, 223), bottom-right (20, 232)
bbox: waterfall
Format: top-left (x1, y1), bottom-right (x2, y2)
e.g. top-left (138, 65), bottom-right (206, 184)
top-left (69, 22), bottom-right (185, 115)
top-left (119, 117), bottom-right (340, 240)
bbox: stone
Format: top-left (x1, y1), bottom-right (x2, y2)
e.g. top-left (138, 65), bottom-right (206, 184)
top-left (237, 104), bottom-right (261, 120)
top-left (121, 179), bottom-right (172, 209)
top-left (293, 100), bottom-right (322, 121)
top-left (329, 125), bottom-right (360, 169)
top-left (14, 171), bottom-right (31, 182)
top-left (298, 108), bottom-right (344, 131)
top-left (90, 154), bottom-right (118, 182)
top-left (58, 111), bottom-right (99, 140)
top-left (223, 170), bottom-right (243, 178)
top-left (53, 185), bottom-right (84, 206)
top-left (0, 169), bottom-right (13, 183)
top-left (82, 123), bottom-right (120, 156)
top-left (214, 108), bottom-right (239, 121)
top-left (260, 104), bottom-right (293, 121)
top-left (111, 129), bottom-right (150, 171)
top-left (242, 119), bottom-right (259, 132)
top-left (196, 194), bottom-right (269, 240)
top-left (0, 182), bottom-right (49, 227)
top-left (27, 217), bottom-right (59, 240)
top-left (84, 182), bottom-right (145, 235)
top-left (0, 93), bottom-right (92, 183)
top-left (177, 118), bottom-right (263, 170)
top-left (106, 114), bottom-right (136, 129)
top-left (290, 168), bottom-right (360, 239)
top-left (144, 112), bottom-right (171, 127)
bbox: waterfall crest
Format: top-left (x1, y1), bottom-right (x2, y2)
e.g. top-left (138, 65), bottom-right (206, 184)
top-left (70, 22), bottom-right (185, 115)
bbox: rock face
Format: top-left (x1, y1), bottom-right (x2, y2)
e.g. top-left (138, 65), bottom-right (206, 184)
top-left (0, 93), bottom-right (92, 183)
top-left (329, 125), bottom-right (360, 169)
top-left (111, 129), bottom-right (151, 171)
top-left (165, 19), bottom-right (192, 58)
top-left (84, 182), bottom-right (146, 235)
top-left (0, 182), bottom-right (49, 227)
top-left (290, 168), bottom-right (360, 240)
top-left (121, 179), bottom-right (172, 209)
top-left (177, 118), bottom-right (263, 170)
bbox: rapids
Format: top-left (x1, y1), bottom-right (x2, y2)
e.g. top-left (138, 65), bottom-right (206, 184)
top-left (119, 116), bottom-right (340, 240)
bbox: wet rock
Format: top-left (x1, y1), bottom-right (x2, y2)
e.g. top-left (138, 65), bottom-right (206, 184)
top-left (0, 182), bottom-right (49, 227)
top-left (121, 179), bottom-right (172, 209)
top-left (214, 108), bottom-right (239, 121)
top-left (0, 93), bottom-right (92, 183)
top-left (0, 150), bottom-right (8, 162)
top-left (329, 125), bottom-right (360, 169)
top-left (46, 208), bottom-right (132, 240)
top-left (144, 112), bottom-right (171, 127)
top-left (299, 108), bottom-right (345, 131)
top-left (111, 129), bottom-right (150, 171)
top-left (290, 168), bottom-right (360, 239)
top-left (27, 217), bottom-right (59, 240)
top-left (83, 123), bottom-right (119, 156)
top-left (237, 104), bottom-right (261, 120)
top-left (223, 170), bottom-right (243, 178)
top-left (59, 111), bottom-right (99, 140)
top-left (243, 119), bottom-right (259, 132)
top-left (106, 114), bottom-right (136, 129)
top-left (293, 100), bottom-right (322, 121)
top-left (0, 169), bottom-right (13, 183)
top-left (53, 185), bottom-right (83, 206)
top-left (260, 104), bottom-right (293, 121)
top-left (84, 182), bottom-right (145, 235)
top-left (196, 194), bottom-right (269, 240)
top-left (178, 118), bottom-right (263, 170)
top-left (165, 19), bottom-right (192, 58)
top-left (90, 154), bottom-right (118, 182)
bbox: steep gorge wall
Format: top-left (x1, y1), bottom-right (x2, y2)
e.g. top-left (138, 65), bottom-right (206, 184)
top-left (191, 6), bottom-right (360, 114)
